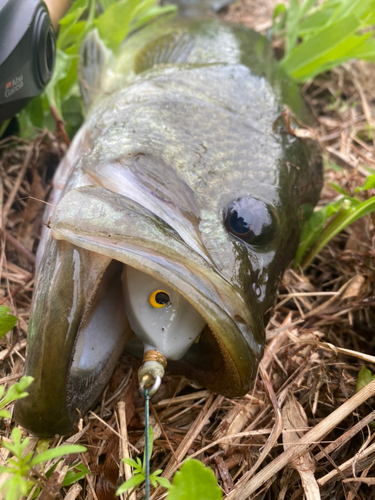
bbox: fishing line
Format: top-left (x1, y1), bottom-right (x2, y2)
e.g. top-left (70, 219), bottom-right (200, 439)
top-left (144, 389), bottom-right (151, 500)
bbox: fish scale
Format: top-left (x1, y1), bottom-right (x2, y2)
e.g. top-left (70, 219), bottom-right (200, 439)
top-left (16, 14), bottom-right (322, 436)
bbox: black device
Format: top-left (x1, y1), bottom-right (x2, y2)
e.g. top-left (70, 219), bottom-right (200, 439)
top-left (0, 0), bottom-right (56, 122)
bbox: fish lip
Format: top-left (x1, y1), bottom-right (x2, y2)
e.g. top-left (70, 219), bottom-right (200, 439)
top-left (49, 233), bottom-right (263, 398)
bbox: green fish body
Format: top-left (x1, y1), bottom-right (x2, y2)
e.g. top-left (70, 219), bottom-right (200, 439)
top-left (16, 13), bottom-right (322, 436)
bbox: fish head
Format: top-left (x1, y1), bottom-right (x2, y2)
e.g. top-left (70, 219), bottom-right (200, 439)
top-left (15, 45), bottom-right (322, 436)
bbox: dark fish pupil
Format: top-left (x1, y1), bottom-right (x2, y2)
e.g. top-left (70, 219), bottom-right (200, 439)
top-left (155, 292), bottom-right (170, 305)
top-left (230, 209), bottom-right (253, 235)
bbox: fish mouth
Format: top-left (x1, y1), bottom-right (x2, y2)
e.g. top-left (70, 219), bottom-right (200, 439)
top-left (15, 186), bottom-right (262, 436)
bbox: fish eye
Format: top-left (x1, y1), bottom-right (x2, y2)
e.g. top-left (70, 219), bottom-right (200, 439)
top-left (149, 290), bottom-right (170, 308)
top-left (225, 197), bottom-right (276, 245)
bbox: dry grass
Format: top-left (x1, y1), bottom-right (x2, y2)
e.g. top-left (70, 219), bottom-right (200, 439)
top-left (1, 2), bottom-right (375, 499)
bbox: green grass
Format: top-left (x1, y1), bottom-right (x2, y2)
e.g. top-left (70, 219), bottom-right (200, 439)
top-left (294, 174), bottom-right (375, 270)
top-left (274, 0), bottom-right (375, 82)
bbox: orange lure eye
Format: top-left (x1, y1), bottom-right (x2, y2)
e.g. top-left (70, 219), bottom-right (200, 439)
top-left (149, 290), bottom-right (170, 308)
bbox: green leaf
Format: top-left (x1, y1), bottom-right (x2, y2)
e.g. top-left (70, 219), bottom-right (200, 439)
top-left (300, 196), bottom-right (375, 269)
top-left (300, 32), bottom-right (375, 79)
top-left (282, 14), bottom-right (361, 80)
top-left (298, 9), bottom-right (336, 36)
top-left (57, 0), bottom-right (89, 50)
top-left (148, 425), bottom-right (153, 462)
top-left (294, 198), bottom-right (348, 268)
top-left (285, 0), bottom-right (301, 56)
top-left (299, 0), bottom-right (320, 18)
top-left (0, 376), bottom-right (34, 409)
top-left (272, 3), bottom-right (287, 33)
top-left (333, 0), bottom-right (375, 24)
top-left (30, 445), bottom-right (87, 466)
top-left (142, 425), bottom-right (154, 469)
top-left (122, 457), bottom-right (140, 469)
top-left (166, 459), bottom-right (222, 500)
top-left (329, 181), bottom-right (349, 196)
top-left (0, 409), bottom-right (11, 419)
top-left (116, 473), bottom-right (145, 495)
top-left (130, 4), bottom-right (176, 33)
top-left (0, 474), bottom-right (30, 500)
top-left (45, 50), bottom-right (76, 115)
top-left (156, 476), bottom-right (172, 488)
top-left (5, 428), bottom-right (29, 459)
top-left (62, 464), bottom-right (90, 487)
top-left (356, 365), bottom-right (375, 392)
top-left (0, 307), bottom-right (17, 339)
top-left (355, 175), bottom-right (375, 193)
top-left (36, 439), bottom-right (51, 456)
top-left (94, 0), bottom-right (139, 51)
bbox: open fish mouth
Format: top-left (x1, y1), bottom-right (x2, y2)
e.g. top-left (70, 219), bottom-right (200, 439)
top-left (15, 186), bottom-right (262, 436)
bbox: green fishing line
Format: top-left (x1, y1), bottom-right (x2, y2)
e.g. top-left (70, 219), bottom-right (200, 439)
top-left (144, 389), bottom-right (151, 500)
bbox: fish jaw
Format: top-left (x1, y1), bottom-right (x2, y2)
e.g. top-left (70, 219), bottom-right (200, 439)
top-left (16, 184), bottom-right (263, 436)
top-left (14, 239), bottom-right (132, 436)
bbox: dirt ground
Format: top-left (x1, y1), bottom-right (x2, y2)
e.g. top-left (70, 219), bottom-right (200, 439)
top-left (1, 1), bottom-right (375, 499)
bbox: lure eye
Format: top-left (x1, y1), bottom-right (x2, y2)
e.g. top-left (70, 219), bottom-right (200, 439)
top-left (149, 290), bottom-right (170, 308)
top-left (225, 197), bottom-right (276, 246)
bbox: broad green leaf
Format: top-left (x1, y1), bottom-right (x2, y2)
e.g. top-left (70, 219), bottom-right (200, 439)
top-left (156, 476), bottom-right (171, 488)
top-left (301, 196), bottom-right (375, 269)
top-left (45, 50), bottom-right (76, 115)
top-left (281, 14), bottom-right (360, 79)
top-left (273, 2), bottom-right (286, 22)
top-left (356, 366), bottom-right (375, 392)
top-left (285, 0), bottom-right (301, 56)
top-left (99, 0), bottom-right (118, 9)
top-left (294, 198), bottom-right (347, 267)
top-left (300, 32), bottom-right (374, 80)
top-left (298, 9), bottom-right (335, 36)
top-left (94, 0), bottom-right (139, 51)
top-left (30, 445), bottom-right (87, 466)
top-left (0, 409), bottom-right (11, 419)
top-left (355, 175), bottom-right (375, 193)
top-left (166, 459), bottom-right (222, 500)
top-left (122, 457), bottom-right (140, 469)
top-left (333, 0), bottom-right (375, 24)
top-left (130, 5), bottom-right (176, 33)
top-left (62, 464), bottom-right (90, 486)
top-left (0, 307), bottom-right (17, 339)
top-left (346, 37), bottom-right (375, 60)
top-left (299, 0), bottom-right (320, 18)
top-left (132, 0), bottom-right (158, 18)
top-left (57, 22), bottom-right (87, 56)
top-left (272, 3), bottom-right (287, 33)
top-left (57, 0), bottom-right (89, 49)
top-left (116, 473), bottom-right (145, 495)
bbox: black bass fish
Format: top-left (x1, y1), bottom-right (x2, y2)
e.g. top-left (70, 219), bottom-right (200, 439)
top-left (16, 6), bottom-right (322, 436)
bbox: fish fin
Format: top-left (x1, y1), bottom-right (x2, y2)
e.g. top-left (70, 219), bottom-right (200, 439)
top-left (79, 28), bottom-right (112, 109)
